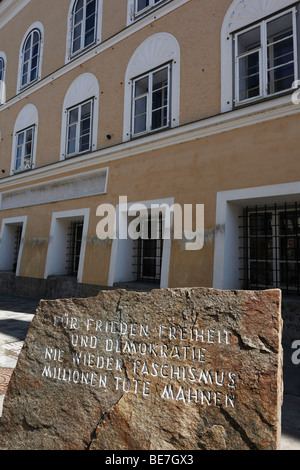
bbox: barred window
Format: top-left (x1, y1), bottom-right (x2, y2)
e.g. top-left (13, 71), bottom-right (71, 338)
top-left (239, 203), bottom-right (300, 295)
top-left (66, 220), bottom-right (83, 276)
top-left (132, 213), bottom-right (163, 283)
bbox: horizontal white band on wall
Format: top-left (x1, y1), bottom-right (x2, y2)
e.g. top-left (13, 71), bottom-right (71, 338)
top-left (0, 168), bottom-right (108, 210)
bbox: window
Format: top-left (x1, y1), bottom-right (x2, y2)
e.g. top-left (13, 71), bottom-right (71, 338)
top-left (71, 0), bottom-right (97, 56)
top-left (0, 57), bottom-right (5, 82)
top-left (135, 0), bottom-right (166, 15)
top-left (239, 203), bottom-right (300, 295)
top-left (11, 104), bottom-right (38, 175)
top-left (123, 33), bottom-right (180, 141)
top-left (133, 212), bottom-right (163, 283)
top-left (66, 100), bottom-right (93, 156)
top-left (0, 53), bottom-right (6, 104)
top-left (0, 217), bottom-right (27, 276)
top-left (234, 8), bottom-right (298, 105)
top-left (14, 126), bottom-right (35, 173)
top-left (66, 220), bottom-right (84, 276)
top-left (20, 29), bottom-right (42, 88)
top-left (132, 64), bottom-right (170, 137)
top-left (44, 209), bottom-right (90, 283)
top-left (60, 73), bottom-right (99, 160)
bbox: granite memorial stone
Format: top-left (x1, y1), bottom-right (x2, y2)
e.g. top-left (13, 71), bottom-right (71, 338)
top-left (0, 288), bottom-right (283, 450)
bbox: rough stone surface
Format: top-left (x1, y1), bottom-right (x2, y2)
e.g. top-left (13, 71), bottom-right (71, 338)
top-left (0, 288), bottom-right (282, 450)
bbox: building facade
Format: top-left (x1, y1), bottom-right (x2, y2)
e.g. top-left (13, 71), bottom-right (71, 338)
top-left (0, 0), bottom-right (299, 300)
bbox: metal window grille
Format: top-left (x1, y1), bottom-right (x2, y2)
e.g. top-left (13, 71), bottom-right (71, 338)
top-left (13, 225), bottom-right (22, 273)
top-left (132, 213), bottom-right (163, 283)
top-left (66, 220), bottom-right (83, 276)
top-left (239, 203), bottom-right (300, 295)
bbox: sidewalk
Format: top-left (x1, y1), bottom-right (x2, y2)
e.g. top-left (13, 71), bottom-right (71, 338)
top-left (0, 293), bottom-right (299, 450)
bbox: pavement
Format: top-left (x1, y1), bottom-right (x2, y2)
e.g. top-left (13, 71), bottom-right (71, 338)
top-left (0, 293), bottom-right (300, 450)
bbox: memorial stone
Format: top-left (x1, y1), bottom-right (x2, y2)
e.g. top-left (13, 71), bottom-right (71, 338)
top-left (0, 288), bottom-right (283, 450)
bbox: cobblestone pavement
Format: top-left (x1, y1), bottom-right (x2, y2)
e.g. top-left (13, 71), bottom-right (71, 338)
top-left (0, 293), bottom-right (299, 450)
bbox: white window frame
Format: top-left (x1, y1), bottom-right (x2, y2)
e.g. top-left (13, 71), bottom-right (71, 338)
top-left (234, 7), bottom-right (298, 106)
top-left (14, 125), bottom-right (35, 173)
top-left (0, 216), bottom-right (27, 276)
top-left (135, 0), bottom-right (167, 16)
top-left (11, 104), bottom-right (38, 176)
top-left (65, 99), bottom-right (93, 157)
top-left (66, 0), bottom-right (103, 63)
top-left (108, 197), bottom-right (173, 289)
top-left (17, 22), bottom-right (44, 93)
top-left (123, 32), bottom-right (180, 142)
top-left (131, 63), bottom-right (171, 137)
top-left (60, 73), bottom-right (99, 161)
top-left (44, 208), bottom-right (90, 283)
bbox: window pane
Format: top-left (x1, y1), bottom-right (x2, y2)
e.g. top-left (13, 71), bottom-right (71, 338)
top-left (134, 96), bottom-right (147, 116)
top-left (135, 76), bottom-right (148, 97)
top-left (69, 108), bottom-right (79, 124)
top-left (0, 58), bottom-right (4, 81)
top-left (17, 132), bottom-right (24, 146)
top-left (250, 261), bottom-right (273, 286)
top-left (136, 0), bottom-right (150, 12)
top-left (238, 51), bottom-right (260, 101)
top-left (267, 13), bottom-right (293, 45)
top-left (68, 124), bottom-right (77, 141)
top-left (152, 108), bottom-right (167, 129)
top-left (86, 0), bottom-right (96, 17)
top-left (134, 113), bottom-right (147, 134)
top-left (67, 138), bottom-right (76, 155)
top-left (74, 0), bottom-right (84, 23)
top-left (249, 213), bottom-right (273, 236)
top-left (153, 67), bottom-right (168, 91)
top-left (85, 27), bottom-right (95, 47)
top-left (238, 27), bottom-right (261, 55)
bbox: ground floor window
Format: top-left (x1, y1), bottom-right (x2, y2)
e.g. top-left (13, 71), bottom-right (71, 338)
top-left (66, 220), bottom-right (84, 276)
top-left (132, 212), bottom-right (163, 283)
top-left (0, 217), bottom-right (27, 275)
top-left (239, 203), bottom-right (300, 294)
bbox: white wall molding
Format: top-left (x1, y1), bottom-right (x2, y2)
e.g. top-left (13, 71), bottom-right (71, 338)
top-left (0, 168), bottom-right (108, 210)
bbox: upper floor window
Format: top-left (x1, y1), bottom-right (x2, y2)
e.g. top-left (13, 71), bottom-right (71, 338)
top-left (60, 73), bottom-right (99, 160)
top-left (15, 126), bottom-right (35, 173)
top-left (71, 0), bottom-right (97, 56)
top-left (11, 104), bottom-right (38, 175)
top-left (66, 99), bottom-right (93, 156)
top-left (132, 64), bottom-right (170, 137)
top-left (136, 0), bottom-right (165, 15)
top-left (17, 23), bottom-right (44, 93)
top-left (21, 29), bottom-right (42, 88)
top-left (0, 52), bottom-right (6, 104)
top-left (234, 8), bottom-right (298, 105)
top-left (221, 0), bottom-right (299, 112)
top-left (0, 57), bottom-right (5, 82)
top-left (127, 0), bottom-right (171, 23)
top-left (123, 33), bottom-right (180, 141)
